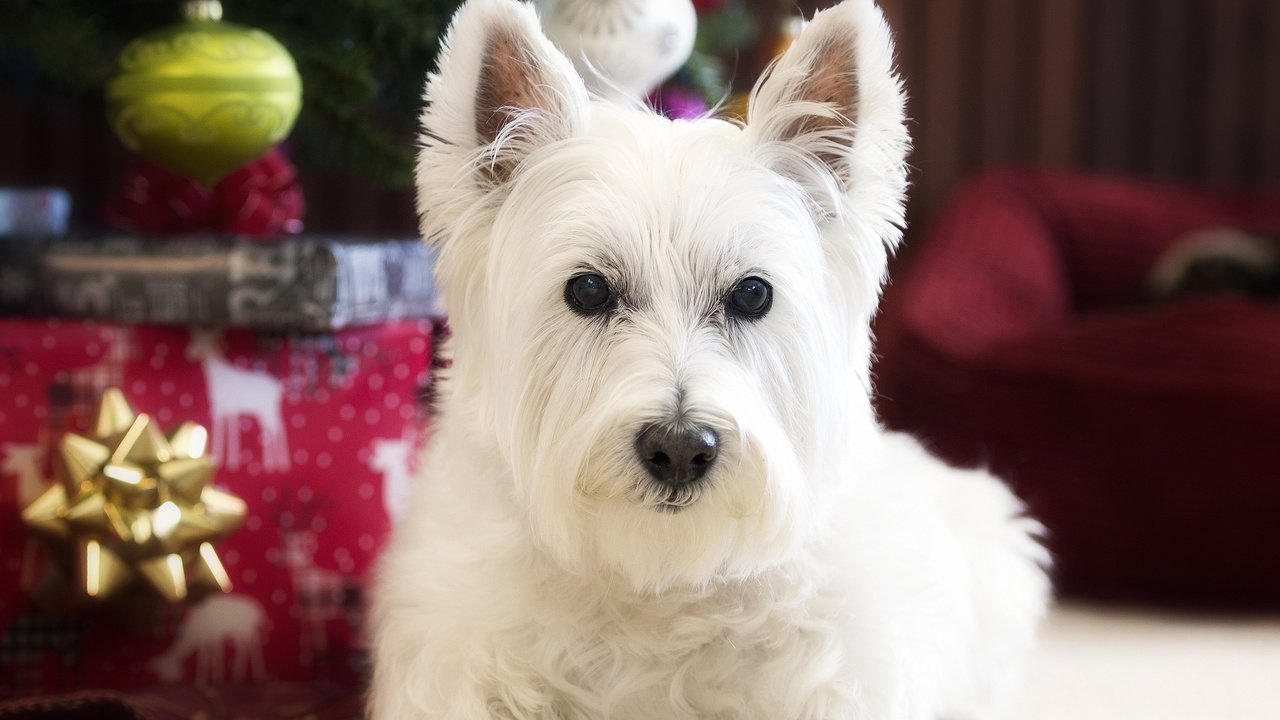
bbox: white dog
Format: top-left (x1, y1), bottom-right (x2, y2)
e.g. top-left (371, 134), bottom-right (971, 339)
top-left (370, 0), bottom-right (1049, 717)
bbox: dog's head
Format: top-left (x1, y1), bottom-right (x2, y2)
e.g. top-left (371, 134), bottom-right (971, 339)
top-left (420, 0), bottom-right (907, 591)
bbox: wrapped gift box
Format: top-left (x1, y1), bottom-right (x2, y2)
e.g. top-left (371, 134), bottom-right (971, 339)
top-left (0, 235), bottom-right (437, 331)
top-left (0, 237), bottom-right (50, 316)
top-left (0, 317), bottom-right (440, 697)
top-left (0, 188), bottom-right (70, 237)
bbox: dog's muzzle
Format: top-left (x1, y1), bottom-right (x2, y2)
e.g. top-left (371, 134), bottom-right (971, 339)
top-left (634, 422), bottom-right (719, 490)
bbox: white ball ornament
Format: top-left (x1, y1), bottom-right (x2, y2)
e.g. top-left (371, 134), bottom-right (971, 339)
top-left (535, 0), bottom-right (697, 102)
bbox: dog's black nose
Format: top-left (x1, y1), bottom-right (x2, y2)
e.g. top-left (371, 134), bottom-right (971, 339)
top-left (635, 423), bottom-right (719, 487)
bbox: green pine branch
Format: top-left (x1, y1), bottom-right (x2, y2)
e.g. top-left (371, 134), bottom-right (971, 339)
top-left (2, 0), bottom-right (750, 188)
top-left (1, 0), bottom-right (457, 189)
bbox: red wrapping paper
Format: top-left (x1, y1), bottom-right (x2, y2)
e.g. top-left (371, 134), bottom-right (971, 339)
top-left (0, 318), bottom-right (437, 696)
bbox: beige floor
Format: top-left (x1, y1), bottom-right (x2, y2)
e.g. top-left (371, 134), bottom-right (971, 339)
top-left (1006, 603), bottom-right (1280, 719)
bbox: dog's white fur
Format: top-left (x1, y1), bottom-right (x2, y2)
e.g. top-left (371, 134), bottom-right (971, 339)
top-left (370, 0), bottom-right (1050, 717)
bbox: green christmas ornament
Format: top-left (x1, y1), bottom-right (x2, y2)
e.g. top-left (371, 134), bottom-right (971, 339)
top-left (105, 0), bottom-right (302, 187)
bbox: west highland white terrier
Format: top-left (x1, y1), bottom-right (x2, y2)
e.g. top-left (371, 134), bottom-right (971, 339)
top-left (370, 0), bottom-right (1050, 717)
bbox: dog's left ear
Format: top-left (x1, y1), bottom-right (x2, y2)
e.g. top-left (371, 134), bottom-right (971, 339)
top-left (746, 0), bottom-right (908, 227)
top-left (416, 0), bottom-right (589, 238)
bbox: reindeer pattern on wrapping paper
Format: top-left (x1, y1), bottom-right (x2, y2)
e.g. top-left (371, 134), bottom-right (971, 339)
top-left (0, 611), bottom-right (84, 697)
top-left (368, 434), bottom-right (418, 524)
top-left (186, 329), bottom-right (290, 473)
top-left (0, 328), bottom-right (129, 694)
top-left (0, 442), bottom-right (77, 698)
top-left (1, 442), bottom-right (46, 509)
top-left (271, 496), bottom-right (363, 669)
top-left (1, 442), bottom-right (50, 594)
top-left (149, 594), bottom-right (268, 684)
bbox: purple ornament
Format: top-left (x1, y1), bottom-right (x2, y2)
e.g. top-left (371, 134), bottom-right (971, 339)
top-left (650, 86), bottom-right (710, 120)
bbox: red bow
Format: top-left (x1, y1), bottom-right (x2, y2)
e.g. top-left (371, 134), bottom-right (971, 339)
top-left (102, 147), bottom-right (305, 236)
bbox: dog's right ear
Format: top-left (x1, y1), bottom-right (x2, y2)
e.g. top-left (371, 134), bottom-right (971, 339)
top-left (416, 0), bottom-right (588, 236)
top-left (746, 0), bottom-right (908, 232)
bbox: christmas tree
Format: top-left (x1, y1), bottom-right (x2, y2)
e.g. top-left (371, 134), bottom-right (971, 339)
top-left (1, 0), bottom-right (759, 189)
top-left (1, 0), bottom-right (463, 188)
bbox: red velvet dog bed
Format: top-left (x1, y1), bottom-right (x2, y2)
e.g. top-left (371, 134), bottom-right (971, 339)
top-left (874, 170), bottom-right (1280, 609)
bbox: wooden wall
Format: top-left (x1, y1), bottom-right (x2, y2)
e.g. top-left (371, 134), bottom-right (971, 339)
top-left (2, 1), bottom-right (1278, 239)
top-left (855, 0), bottom-right (1280, 243)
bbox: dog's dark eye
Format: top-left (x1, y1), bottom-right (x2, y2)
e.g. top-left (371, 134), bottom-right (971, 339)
top-left (727, 276), bottom-right (772, 318)
top-left (565, 273), bottom-right (613, 314)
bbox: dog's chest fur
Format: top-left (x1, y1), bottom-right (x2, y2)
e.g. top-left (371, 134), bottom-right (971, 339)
top-left (504, 563), bottom-right (864, 719)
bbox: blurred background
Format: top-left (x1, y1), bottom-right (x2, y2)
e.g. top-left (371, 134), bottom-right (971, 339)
top-left (880, 0), bottom-right (1280, 244)
top-left (2, 0), bottom-right (1278, 239)
top-left (1, 1), bottom-right (1278, 718)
